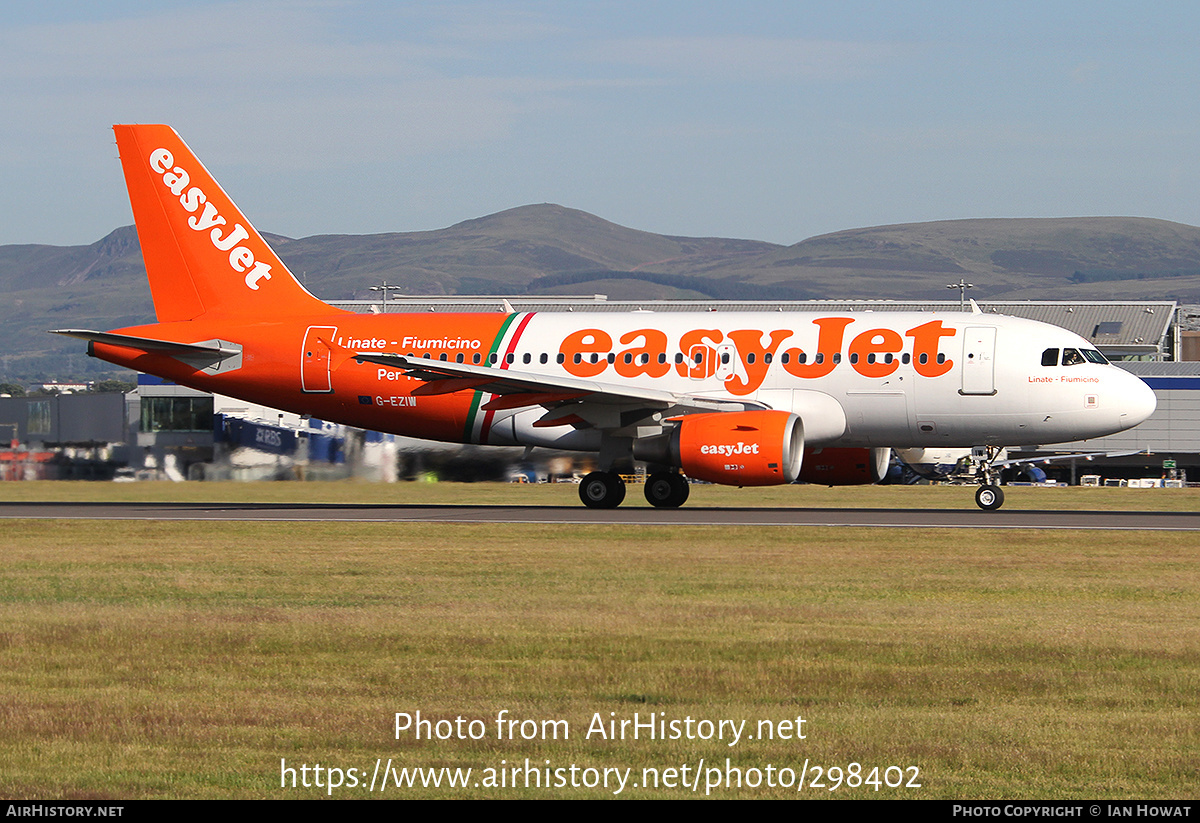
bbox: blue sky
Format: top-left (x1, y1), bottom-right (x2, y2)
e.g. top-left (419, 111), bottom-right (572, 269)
top-left (2, 1), bottom-right (1198, 247)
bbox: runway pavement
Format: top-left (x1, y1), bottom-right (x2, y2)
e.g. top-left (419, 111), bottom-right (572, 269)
top-left (1, 501), bottom-right (1197, 529)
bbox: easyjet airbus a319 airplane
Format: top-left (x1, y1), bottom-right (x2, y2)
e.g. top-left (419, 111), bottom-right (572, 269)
top-left (54, 125), bottom-right (1157, 510)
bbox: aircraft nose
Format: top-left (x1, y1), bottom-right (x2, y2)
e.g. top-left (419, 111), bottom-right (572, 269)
top-left (1118, 373), bottom-right (1157, 428)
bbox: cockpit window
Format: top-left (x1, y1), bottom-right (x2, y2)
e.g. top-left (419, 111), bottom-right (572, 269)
top-left (1042, 347), bottom-right (1107, 367)
top-left (1062, 348), bottom-right (1085, 366)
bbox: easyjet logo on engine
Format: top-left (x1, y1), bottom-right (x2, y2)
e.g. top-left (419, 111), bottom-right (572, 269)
top-left (148, 148), bottom-right (274, 291)
top-left (557, 318), bottom-right (956, 395)
top-left (700, 442), bottom-right (761, 456)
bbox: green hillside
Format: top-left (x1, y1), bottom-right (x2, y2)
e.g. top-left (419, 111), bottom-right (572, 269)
top-left (4, 207), bottom-right (1200, 382)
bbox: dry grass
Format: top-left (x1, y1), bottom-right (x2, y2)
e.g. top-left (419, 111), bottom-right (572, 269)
top-left (1, 513), bottom-right (1198, 799)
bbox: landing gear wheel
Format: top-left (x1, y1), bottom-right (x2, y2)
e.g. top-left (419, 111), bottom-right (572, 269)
top-left (644, 472), bottom-right (690, 508)
top-left (975, 484), bottom-right (1005, 511)
top-left (579, 471), bottom-right (626, 509)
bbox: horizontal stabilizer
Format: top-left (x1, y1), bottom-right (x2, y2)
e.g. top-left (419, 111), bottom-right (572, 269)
top-left (51, 329), bottom-right (240, 358)
top-left (51, 329), bottom-right (243, 374)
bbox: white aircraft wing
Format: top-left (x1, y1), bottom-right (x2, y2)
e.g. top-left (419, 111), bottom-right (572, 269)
top-left (354, 353), bottom-right (765, 429)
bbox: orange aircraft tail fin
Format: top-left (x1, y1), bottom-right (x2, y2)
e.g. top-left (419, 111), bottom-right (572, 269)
top-left (113, 124), bottom-right (339, 323)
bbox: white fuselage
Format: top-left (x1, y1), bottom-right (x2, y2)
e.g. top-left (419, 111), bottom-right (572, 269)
top-left (458, 310), bottom-right (1156, 451)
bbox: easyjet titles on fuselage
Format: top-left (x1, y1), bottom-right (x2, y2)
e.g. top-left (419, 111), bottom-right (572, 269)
top-left (554, 316), bottom-right (957, 396)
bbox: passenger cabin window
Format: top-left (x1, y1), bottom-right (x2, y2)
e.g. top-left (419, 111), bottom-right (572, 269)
top-left (1042, 348), bottom-right (1059, 367)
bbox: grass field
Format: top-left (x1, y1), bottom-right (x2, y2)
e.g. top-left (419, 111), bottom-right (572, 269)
top-left (1, 482), bottom-right (1198, 799)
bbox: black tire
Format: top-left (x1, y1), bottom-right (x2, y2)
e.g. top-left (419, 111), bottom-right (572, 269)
top-left (579, 471), bottom-right (626, 509)
top-left (644, 472), bottom-right (689, 508)
top-left (675, 474), bottom-right (690, 506)
top-left (975, 484), bottom-right (1005, 511)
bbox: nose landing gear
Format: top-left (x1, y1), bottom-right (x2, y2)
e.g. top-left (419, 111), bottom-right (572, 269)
top-left (972, 446), bottom-right (1006, 510)
top-left (975, 484), bottom-right (1005, 510)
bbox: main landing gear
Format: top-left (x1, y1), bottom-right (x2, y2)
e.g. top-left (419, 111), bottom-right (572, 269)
top-left (578, 471), bottom-right (625, 509)
top-left (577, 471), bottom-right (691, 509)
top-left (643, 471), bottom-right (690, 509)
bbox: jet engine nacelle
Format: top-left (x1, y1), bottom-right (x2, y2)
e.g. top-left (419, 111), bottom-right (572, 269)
top-left (798, 447), bottom-right (891, 485)
top-left (634, 410), bottom-right (804, 486)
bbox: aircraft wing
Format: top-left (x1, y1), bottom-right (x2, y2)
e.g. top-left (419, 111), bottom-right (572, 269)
top-left (354, 353), bottom-right (765, 430)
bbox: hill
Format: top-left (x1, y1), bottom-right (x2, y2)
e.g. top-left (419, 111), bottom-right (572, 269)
top-left (735, 217), bottom-right (1200, 300)
top-left (4, 207), bottom-right (1200, 381)
top-left (274, 204), bottom-right (785, 300)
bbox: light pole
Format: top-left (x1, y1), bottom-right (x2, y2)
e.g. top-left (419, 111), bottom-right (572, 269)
top-left (946, 278), bottom-right (974, 311)
top-left (369, 281), bottom-right (397, 313)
